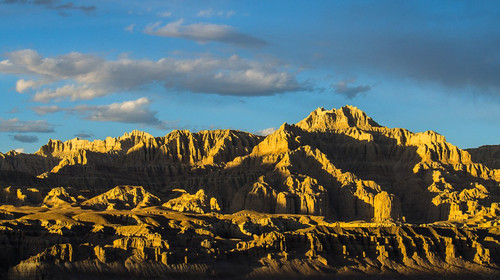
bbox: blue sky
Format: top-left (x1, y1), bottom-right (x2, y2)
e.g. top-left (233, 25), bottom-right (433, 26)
top-left (1, 0), bottom-right (500, 153)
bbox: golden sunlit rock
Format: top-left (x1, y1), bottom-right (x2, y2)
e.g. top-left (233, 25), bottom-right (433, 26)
top-left (1, 105), bottom-right (500, 279)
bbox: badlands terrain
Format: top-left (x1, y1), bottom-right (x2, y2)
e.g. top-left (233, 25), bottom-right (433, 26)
top-left (1, 105), bottom-right (500, 279)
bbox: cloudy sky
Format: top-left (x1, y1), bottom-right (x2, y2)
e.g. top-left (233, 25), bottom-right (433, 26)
top-left (1, 0), bottom-right (499, 153)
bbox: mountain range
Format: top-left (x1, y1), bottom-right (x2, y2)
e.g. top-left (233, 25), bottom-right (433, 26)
top-left (1, 105), bottom-right (500, 279)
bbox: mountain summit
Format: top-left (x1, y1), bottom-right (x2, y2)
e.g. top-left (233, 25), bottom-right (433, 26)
top-left (297, 105), bottom-right (381, 131)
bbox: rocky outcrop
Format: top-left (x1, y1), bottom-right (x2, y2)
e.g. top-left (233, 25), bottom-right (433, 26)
top-left (296, 105), bottom-right (381, 131)
top-left (235, 105), bottom-right (497, 223)
top-left (163, 189), bottom-right (220, 214)
top-left (31, 129), bottom-right (263, 191)
top-left (82, 186), bottom-right (161, 210)
top-left (0, 151), bottom-right (60, 176)
top-left (42, 187), bottom-right (78, 208)
top-left (374, 191), bottom-right (403, 222)
top-left (0, 186), bottom-right (42, 206)
top-left (467, 145), bottom-right (500, 169)
top-left (35, 129), bottom-right (262, 166)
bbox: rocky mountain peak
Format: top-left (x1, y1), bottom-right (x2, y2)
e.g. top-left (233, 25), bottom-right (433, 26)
top-left (296, 105), bottom-right (380, 131)
top-left (121, 130), bottom-right (154, 139)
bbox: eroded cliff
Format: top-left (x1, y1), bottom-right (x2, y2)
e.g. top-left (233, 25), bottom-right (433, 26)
top-left (1, 105), bottom-right (500, 279)
top-left (1, 207), bottom-right (500, 280)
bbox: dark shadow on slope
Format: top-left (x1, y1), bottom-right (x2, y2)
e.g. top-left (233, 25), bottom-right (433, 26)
top-left (466, 145), bottom-right (500, 169)
top-left (39, 131), bottom-right (265, 198)
top-left (285, 127), bottom-right (500, 223)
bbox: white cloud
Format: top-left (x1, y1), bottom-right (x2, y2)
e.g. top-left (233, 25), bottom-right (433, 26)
top-left (32, 105), bottom-right (61, 115)
top-left (332, 77), bottom-right (372, 99)
top-left (82, 97), bottom-right (159, 123)
top-left (0, 49), bottom-right (303, 102)
top-left (0, 49), bottom-right (102, 77)
top-left (125, 24), bottom-right (136, 33)
top-left (14, 148), bottom-right (25, 153)
top-left (33, 97), bottom-right (174, 129)
top-left (196, 9), bottom-right (214, 17)
top-left (0, 118), bottom-right (55, 133)
top-left (33, 84), bottom-right (108, 102)
top-left (144, 19), bottom-right (266, 47)
top-left (16, 79), bottom-right (38, 93)
top-left (158, 11), bottom-right (172, 17)
top-left (1, 0), bottom-right (96, 15)
top-left (196, 9), bottom-right (235, 18)
top-left (256, 127), bottom-right (276, 136)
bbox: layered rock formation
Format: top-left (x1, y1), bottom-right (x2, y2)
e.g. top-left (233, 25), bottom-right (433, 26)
top-left (163, 189), bottom-right (220, 214)
top-left (42, 187), bottom-right (78, 208)
top-left (225, 106), bottom-right (500, 223)
top-left (2, 207), bottom-right (500, 280)
top-left (467, 145), bottom-right (500, 169)
top-left (82, 186), bottom-right (161, 210)
top-left (1, 106), bottom-right (499, 223)
top-left (1, 105), bottom-right (500, 278)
